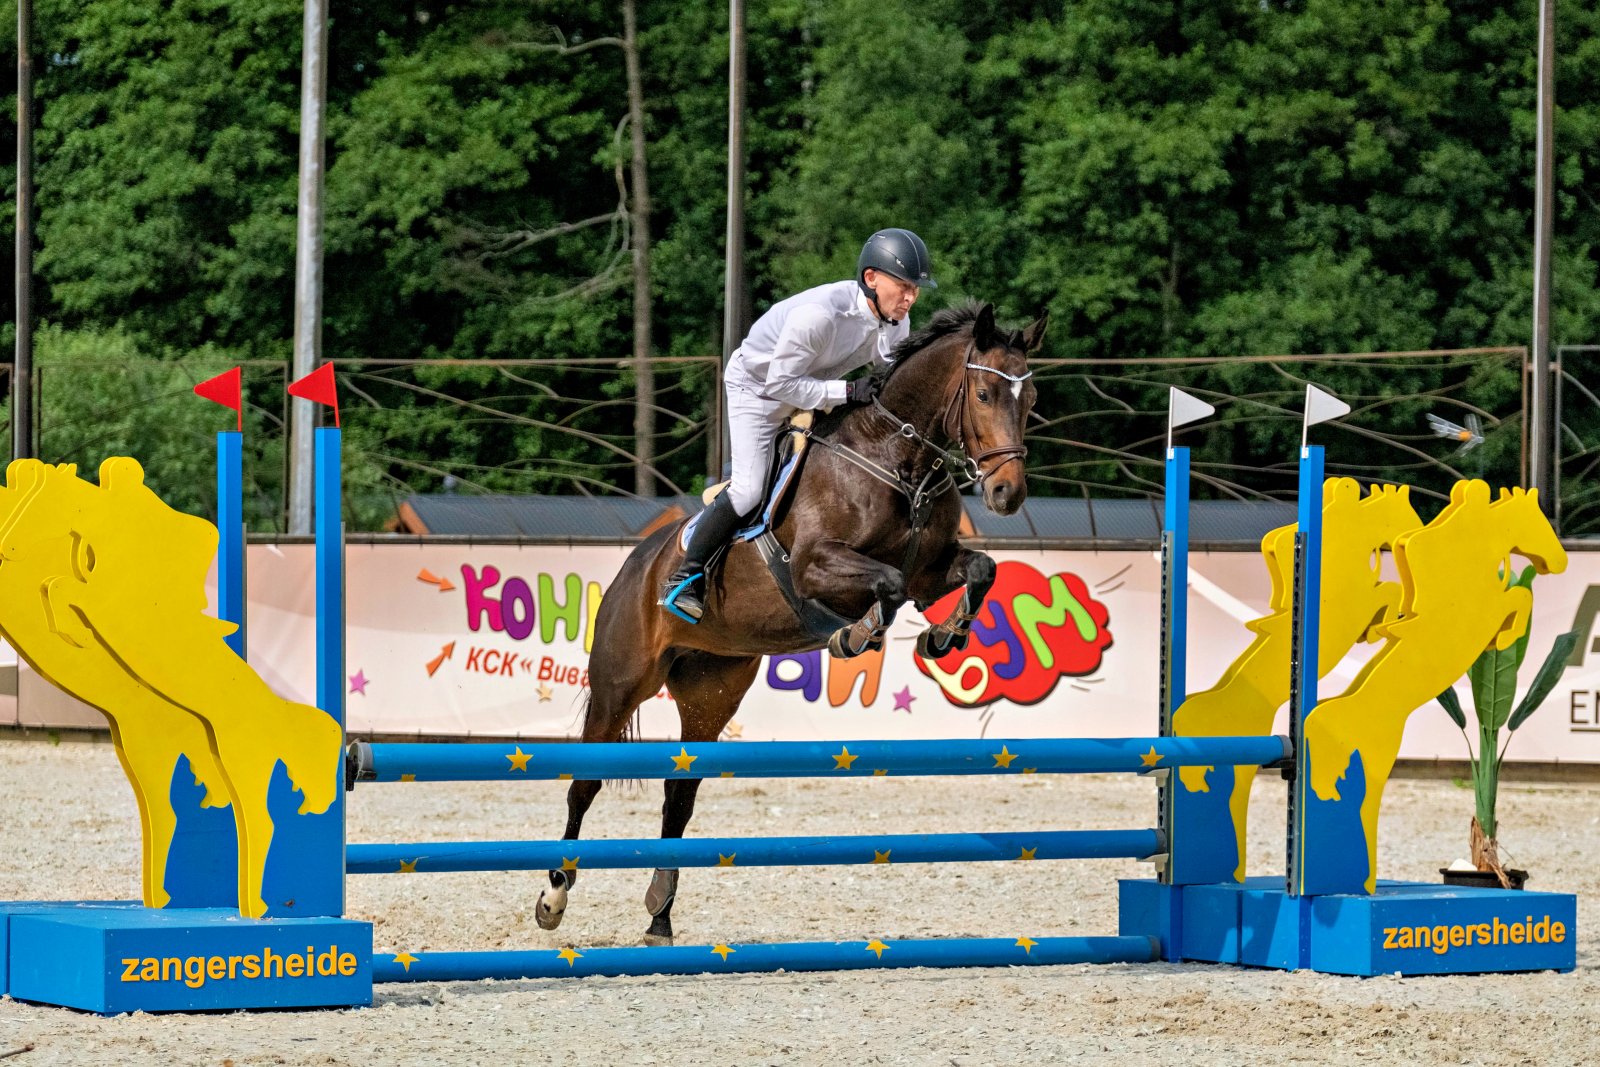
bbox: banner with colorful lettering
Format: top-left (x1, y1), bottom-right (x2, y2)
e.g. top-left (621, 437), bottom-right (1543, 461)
top-left (5, 542), bottom-right (1599, 764)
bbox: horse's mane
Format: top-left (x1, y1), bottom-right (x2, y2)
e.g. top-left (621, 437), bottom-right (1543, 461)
top-left (886, 302), bottom-right (1025, 373)
top-left (810, 302), bottom-right (1015, 437)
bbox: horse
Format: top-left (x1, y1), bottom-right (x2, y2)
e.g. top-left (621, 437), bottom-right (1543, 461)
top-left (537, 301), bottom-right (1047, 944)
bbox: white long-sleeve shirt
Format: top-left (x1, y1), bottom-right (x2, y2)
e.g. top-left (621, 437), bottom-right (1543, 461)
top-left (724, 280), bottom-right (908, 416)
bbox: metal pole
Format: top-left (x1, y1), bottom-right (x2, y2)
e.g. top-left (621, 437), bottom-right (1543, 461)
top-left (718, 0), bottom-right (746, 479)
top-left (14, 0), bottom-right (34, 462)
top-left (1529, 0), bottom-right (1556, 509)
top-left (288, 0), bottom-right (330, 534)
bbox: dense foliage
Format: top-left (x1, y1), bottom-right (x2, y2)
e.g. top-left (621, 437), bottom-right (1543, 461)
top-left (3, 1), bottom-right (1598, 528)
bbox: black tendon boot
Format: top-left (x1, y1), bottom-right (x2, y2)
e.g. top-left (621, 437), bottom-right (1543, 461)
top-left (659, 490), bottom-right (743, 622)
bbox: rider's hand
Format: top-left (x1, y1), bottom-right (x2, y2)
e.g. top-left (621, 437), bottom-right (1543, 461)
top-left (846, 376), bottom-right (880, 405)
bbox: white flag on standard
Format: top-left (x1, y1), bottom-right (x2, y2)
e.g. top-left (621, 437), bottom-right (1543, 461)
top-left (1304, 384), bottom-right (1351, 427)
top-left (1168, 386), bottom-right (1216, 430)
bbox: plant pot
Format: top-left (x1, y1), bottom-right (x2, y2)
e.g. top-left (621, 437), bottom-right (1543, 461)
top-left (1439, 867), bottom-right (1528, 891)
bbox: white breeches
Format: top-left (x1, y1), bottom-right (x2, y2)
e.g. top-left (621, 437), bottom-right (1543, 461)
top-left (724, 385), bottom-right (795, 516)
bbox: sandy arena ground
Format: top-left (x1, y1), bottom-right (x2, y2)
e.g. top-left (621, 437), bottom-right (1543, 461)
top-left (0, 738), bottom-right (1595, 1065)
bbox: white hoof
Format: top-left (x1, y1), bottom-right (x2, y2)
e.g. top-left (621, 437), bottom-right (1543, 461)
top-left (535, 885), bottom-right (568, 931)
top-left (642, 932), bottom-right (673, 947)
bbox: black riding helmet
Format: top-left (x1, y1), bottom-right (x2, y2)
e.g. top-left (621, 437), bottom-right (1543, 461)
top-left (857, 228), bottom-right (937, 323)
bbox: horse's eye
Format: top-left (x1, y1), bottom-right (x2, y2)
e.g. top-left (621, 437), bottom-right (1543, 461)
top-left (977, 389), bottom-right (990, 404)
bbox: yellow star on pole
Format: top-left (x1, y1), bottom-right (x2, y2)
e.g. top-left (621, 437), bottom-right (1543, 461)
top-left (398, 859), bottom-right (419, 874)
top-left (720, 771), bottom-right (736, 778)
top-left (1022, 768), bottom-right (1037, 775)
top-left (873, 850), bottom-right (892, 864)
top-left (993, 745), bottom-right (1018, 769)
top-left (833, 746), bottom-right (858, 770)
top-left (561, 856), bottom-right (580, 872)
top-left (1140, 746), bottom-right (1163, 768)
top-left (865, 939), bottom-right (889, 959)
top-left (718, 853), bottom-right (737, 867)
top-left (506, 747), bottom-right (532, 772)
top-left (872, 769), bottom-right (888, 776)
top-left (711, 944), bottom-right (735, 960)
top-left (1015, 936), bottom-right (1038, 955)
top-left (537, 681), bottom-right (554, 703)
top-left (392, 951), bottom-right (418, 972)
top-left (672, 747), bottom-right (698, 772)
top-left (400, 773), bottom-right (416, 782)
top-left (558, 773), bottom-right (573, 780)
top-left (1017, 846), bottom-right (1038, 861)
top-left (557, 947), bottom-right (582, 967)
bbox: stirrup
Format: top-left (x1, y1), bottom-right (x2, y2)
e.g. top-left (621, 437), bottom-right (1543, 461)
top-left (659, 573), bottom-right (704, 624)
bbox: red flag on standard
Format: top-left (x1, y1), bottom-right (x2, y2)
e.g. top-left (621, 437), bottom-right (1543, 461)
top-left (194, 367), bottom-right (243, 431)
top-left (287, 363), bottom-right (340, 428)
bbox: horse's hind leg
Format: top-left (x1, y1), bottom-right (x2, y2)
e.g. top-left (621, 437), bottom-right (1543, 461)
top-left (643, 651), bottom-right (760, 946)
top-left (535, 650), bottom-right (670, 932)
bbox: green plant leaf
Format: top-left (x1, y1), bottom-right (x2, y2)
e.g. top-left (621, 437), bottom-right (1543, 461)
top-left (1467, 641), bottom-right (1520, 732)
top-left (1506, 630), bottom-right (1581, 732)
top-left (1436, 685), bottom-right (1467, 729)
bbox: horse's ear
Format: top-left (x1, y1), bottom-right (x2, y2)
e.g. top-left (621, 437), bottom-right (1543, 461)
top-left (973, 303), bottom-right (998, 350)
top-left (1022, 306), bottom-right (1050, 352)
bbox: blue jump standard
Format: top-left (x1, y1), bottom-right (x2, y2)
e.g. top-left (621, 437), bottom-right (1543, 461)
top-left (374, 934), bottom-right (1161, 983)
top-left (1119, 877), bottom-right (1576, 977)
top-left (352, 735), bottom-right (1293, 782)
top-left (347, 828), bottom-right (1165, 874)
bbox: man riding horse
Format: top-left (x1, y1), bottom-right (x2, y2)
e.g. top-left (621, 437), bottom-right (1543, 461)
top-left (659, 227), bottom-right (937, 622)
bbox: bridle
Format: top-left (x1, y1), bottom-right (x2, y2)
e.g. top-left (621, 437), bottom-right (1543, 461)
top-left (803, 337), bottom-right (1031, 510)
top-left (940, 341), bottom-right (1033, 486)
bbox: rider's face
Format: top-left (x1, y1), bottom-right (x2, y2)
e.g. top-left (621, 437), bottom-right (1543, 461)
top-left (864, 269), bottom-right (919, 321)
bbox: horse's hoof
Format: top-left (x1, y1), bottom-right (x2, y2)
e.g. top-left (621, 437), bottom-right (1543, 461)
top-left (916, 627), bottom-right (965, 660)
top-left (828, 628), bottom-right (856, 658)
top-left (641, 932), bottom-right (674, 947)
top-left (535, 885), bottom-right (568, 931)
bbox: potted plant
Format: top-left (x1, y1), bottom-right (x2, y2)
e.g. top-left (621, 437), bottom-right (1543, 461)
top-left (1434, 565), bottom-right (1578, 889)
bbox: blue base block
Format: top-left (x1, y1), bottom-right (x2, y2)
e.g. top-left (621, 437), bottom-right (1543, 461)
top-left (3, 904), bottom-right (373, 1014)
top-left (1120, 878), bottom-right (1577, 976)
top-left (0, 901), bottom-right (142, 996)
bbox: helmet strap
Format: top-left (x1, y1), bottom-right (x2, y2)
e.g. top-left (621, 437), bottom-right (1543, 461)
top-left (861, 274), bottom-right (901, 326)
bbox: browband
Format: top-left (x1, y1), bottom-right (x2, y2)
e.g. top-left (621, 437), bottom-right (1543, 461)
top-left (965, 363), bottom-right (1034, 383)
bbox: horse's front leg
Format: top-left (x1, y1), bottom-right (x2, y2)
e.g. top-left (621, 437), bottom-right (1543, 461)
top-left (794, 539), bottom-right (907, 660)
top-left (907, 547), bottom-right (997, 660)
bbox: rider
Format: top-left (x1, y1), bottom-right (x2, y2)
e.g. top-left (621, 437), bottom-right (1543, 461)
top-left (659, 228), bottom-right (938, 622)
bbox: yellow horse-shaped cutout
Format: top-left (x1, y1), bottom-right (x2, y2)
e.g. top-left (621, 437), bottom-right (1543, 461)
top-left (1172, 479), bottom-right (1420, 880)
top-left (0, 459), bottom-right (343, 918)
top-left (1305, 482), bottom-right (1567, 892)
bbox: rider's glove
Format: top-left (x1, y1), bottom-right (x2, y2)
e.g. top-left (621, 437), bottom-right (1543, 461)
top-left (845, 376), bottom-right (880, 405)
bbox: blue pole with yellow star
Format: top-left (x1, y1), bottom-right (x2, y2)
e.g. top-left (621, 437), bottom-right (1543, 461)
top-left (347, 828), bottom-right (1166, 874)
top-left (350, 735), bottom-right (1291, 783)
top-left (375, 934), bottom-right (1161, 983)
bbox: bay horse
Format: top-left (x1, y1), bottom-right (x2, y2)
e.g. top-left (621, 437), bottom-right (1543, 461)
top-left (537, 301), bottom-right (1047, 944)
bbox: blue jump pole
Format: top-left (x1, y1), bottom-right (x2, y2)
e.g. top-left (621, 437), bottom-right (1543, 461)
top-left (347, 828), bottom-right (1165, 874)
top-left (216, 430), bottom-right (246, 658)
top-left (373, 934), bottom-right (1161, 983)
top-left (352, 735), bottom-right (1292, 783)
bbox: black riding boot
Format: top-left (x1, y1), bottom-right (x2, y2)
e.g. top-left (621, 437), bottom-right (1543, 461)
top-left (659, 490), bottom-right (744, 622)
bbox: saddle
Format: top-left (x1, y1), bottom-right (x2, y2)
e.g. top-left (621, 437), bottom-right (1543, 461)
top-left (679, 412), bottom-right (854, 639)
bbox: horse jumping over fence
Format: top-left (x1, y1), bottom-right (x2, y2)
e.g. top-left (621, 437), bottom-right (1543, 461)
top-left (536, 302), bottom-right (1048, 944)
